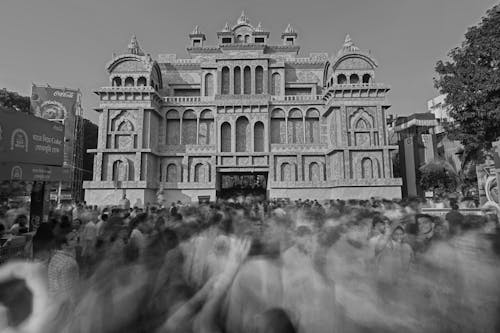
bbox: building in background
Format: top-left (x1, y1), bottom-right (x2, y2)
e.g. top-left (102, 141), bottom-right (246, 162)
top-left (393, 113), bottom-right (438, 198)
top-left (84, 13), bottom-right (402, 205)
top-left (82, 118), bottom-right (98, 182)
top-left (427, 94), bottom-right (453, 133)
top-left (30, 85), bottom-right (84, 202)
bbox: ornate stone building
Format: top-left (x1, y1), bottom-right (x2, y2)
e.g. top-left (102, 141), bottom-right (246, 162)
top-left (83, 12), bottom-right (402, 205)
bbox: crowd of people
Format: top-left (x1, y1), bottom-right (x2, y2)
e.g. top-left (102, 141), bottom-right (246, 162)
top-left (0, 195), bottom-right (499, 332)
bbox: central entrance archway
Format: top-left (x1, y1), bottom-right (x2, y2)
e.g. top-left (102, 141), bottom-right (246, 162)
top-left (217, 172), bottom-right (268, 200)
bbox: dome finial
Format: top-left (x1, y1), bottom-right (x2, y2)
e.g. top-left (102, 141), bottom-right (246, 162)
top-left (340, 34), bottom-right (359, 53)
top-left (255, 22), bottom-right (264, 32)
top-left (237, 10), bottom-right (249, 25)
top-left (192, 25), bottom-right (201, 35)
top-left (284, 23), bottom-right (295, 34)
top-left (222, 22), bottom-right (231, 32)
top-left (128, 34), bottom-right (144, 55)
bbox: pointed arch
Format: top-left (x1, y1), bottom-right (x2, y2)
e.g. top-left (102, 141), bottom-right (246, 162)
top-left (361, 157), bottom-right (373, 179)
top-left (221, 122), bottom-right (231, 152)
top-left (281, 162), bottom-right (292, 182)
top-left (182, 110), bottom-right (197, 144)
top-left (271, 108), bottom-right (286, 144)
top-left (254, 121), bottom-right (264, 152)
top-left (137, 76), bottom-right (147, 86)
top-left (221, 67), bottom-right (230, 95)
top-left (309, 162), bottom-right (320, 182)
top-left (198, 109), bottom-right (214, 145)
top-left (234, 67), bottom-right (241, 95)
top-left (166, 109), bottom-right (180, 145)
top-left (124, 77), bottom-right (135, 87)
top-left (255, 66), bottom-right (263, 94)
top-left (271, 73), bottom-right (281, 95)
top-left (243, 66), bottom-right (251, 94)
top-left (167, 163), bottom-right (178, 182)
top-left (204, 73), bottom-right (214, 96)
top-left (337, 74), bottom-right (347, 84)
top-left (288, 108), bottom-right (304, 144)
top-left (112, 77), bottom-right (122, 87)
top-left (236, 116), bottom-right (250, 152)
top-left (349, 74), bottom-right (359, 84)
top-left (305, 108), bottom-right (320, 143)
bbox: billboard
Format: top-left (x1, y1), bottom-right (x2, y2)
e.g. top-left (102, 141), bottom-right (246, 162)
top-left (30, 85), bottom-right (80, 167)
top-left (0, 162), bottom-right (70, 182)
top-left (0, 108), bottom-right (64, 166)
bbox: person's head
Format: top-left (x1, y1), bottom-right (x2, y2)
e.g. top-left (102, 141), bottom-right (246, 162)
top-left (101, 213), bottom-right (109, 222)
top-left (451, 202), bottom-right (459, 211)
top-left (416, 214), bottom-right (434, 235)
top-left (54, 228), bottom-right (78, 251)
top-left (372, 215), bottom-right (386, 234)
top-left (392, 225), bottom-right (405, 243)
top-left (14, 215), bottom-right (27, 227)
top-left (72, 218), bottom-right (82, 230)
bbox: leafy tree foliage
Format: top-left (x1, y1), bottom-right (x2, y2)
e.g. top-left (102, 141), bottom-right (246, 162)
top-left (434, 5), bottom-right (500, 162)
top-left (0, 88), bottom-right (30, 113)
top-left (419, 158), bottom-right (459, 198)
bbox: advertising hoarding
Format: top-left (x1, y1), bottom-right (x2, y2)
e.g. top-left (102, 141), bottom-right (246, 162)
top-left (30, 85), bottom-right (79, 167)
top-left (0, 162), bottom-right (70, 182)
top-left (0, 108), bottom-right (64, 166)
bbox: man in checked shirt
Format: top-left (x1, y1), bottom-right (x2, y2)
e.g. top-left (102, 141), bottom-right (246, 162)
top-left (47, 223), bottom-right (80, 305)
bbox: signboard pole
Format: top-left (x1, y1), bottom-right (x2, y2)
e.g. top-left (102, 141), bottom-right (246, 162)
top-left (57, 181), bottom-right (62, 208)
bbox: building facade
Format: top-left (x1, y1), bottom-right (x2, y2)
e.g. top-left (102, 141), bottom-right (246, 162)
top-left (83, 13), bottom-right (401, 205)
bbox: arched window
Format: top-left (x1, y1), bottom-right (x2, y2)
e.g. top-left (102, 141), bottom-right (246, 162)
top-left (166, 110), bottom-right (180, 145)
top-left (243, 66), bottom-right (251, 94)
top-left (254, 122), bottom-right (264, 152)
top-left (361, 157), bottom-right (373, 179)
top-left (255, 66), bottom-right (263, 94)
top-left (124, 77), bottom-right (135, 87)
top-left (234, 67), bottom-right (241, 95)
top-left (271, 73), bottom-right (281, 96)
top-left (112, 77), bottom-right (122, 87)
top-left (117, 120), bottom-right (134, 132)
top-left (198, 109), bottom-right (214, 145)
top-left (221, 67), bottom-right (230, 95)
top-left (236, 117), bottom-right (249, 152)
top-left (137, 77), bottom-right (147, 86)
top-left (167, 164), bottom-right (178, 182)
top-left (244, 35), bottom-right (250, 43)
top-left (221, 122), bottom-right (231, 152)
top-left (194, 163), bottom-right (207, 182)
top-left (288, 109), bottom-right (304, 144)
top-left (182, 110), bottom-right (197, 144)
top-left (337, 74), bottom-right (347, 84)
top-left (281, 163), bottom-right (292, 182)
top-left (271, 109), bottom-right (286, 144)
top-left (309, 162), bottom-right (320, 182)
top-left (204, 73), bottom-right (214, 96)
top-left (356, 118), bottom-right (369, 129)
top-left (112, 160), bottom-right (124, 181)
top-left (305, 109), bottom-right (320, 143)
top-left (350, 74), bottom-right (359, 84)
top-left (237, 35), bottom-right (243, 43)
top-left (362, 74), bottom-right (371, 84)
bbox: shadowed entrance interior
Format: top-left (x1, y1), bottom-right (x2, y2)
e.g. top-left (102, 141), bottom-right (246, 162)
top-left (217, 172), bottom-right (267, 199)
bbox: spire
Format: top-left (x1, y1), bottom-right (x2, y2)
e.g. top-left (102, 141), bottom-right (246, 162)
top-left (237, 10), bottom-right (250, 25)
top-left (284, 23), bottom-right (295, 34)
top-left (192, 25), bottom-right (201, 35)
top-left (128, 34), bottom-right (144, 56)
top-left (255, 22), bottom-right (264, 32)
top-left (222, 22), bottom-right (231, 32)
top-left (340, 34), bottom-right (360, 54)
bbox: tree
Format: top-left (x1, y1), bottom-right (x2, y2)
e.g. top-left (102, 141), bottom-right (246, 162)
top-left (434, 5), bottom-right (500, 163)
top-left (419, 158), bottom-right (460, 198)
top-left (0, 88), bottom-right (30, 113)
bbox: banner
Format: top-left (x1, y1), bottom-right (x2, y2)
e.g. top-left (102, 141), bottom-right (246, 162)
top-left (0, 108), bottom-right (64, 166)
top-left (0, 162), bottom-right (70, 182)
top-left (30, 85), bottom-right (79, 167)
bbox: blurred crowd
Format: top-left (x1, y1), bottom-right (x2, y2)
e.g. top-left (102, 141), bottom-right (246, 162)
top-left (0, 195), bottom-right (500, 332)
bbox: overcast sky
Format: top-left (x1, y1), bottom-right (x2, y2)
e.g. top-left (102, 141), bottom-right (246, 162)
top-left (0, 0), bottom-right (497, 123)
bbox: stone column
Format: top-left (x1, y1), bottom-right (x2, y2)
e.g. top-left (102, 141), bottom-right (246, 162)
top-left (251, 65), bottom-right (255, 95)
top-left (182, 156), bottom-right (189, 182)
top-left (229, 66), bottom-right (234, 96)
top-left (343, 149), bottom-right (350, 179)
top-left (217, 68), bottom-right (222, 95)
top-left (196, 117), bottom-right (200, 144)
top-left (263, 68), bottom-right (269, 94)
top-left (297, 154), bottom-right (303, 181)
